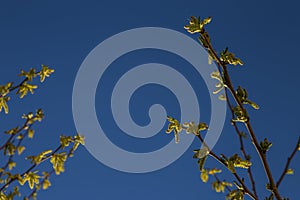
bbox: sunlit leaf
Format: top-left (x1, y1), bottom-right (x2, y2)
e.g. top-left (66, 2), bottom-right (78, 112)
top-left (0, 96), bottom-right (10, 114)
top-left (38, 65), bottom-right (54, 82)
top-left (200, 169), bottom-right (209, 183)
top-left (286, 168), bottom-right (294, 175)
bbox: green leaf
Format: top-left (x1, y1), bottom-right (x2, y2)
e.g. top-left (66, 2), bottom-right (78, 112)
top-left (184, 16), bottom-right (202, 34)
top-left (19, 68), bottom-right (37, 82)
top-left (183, 122), bottom-right (198, 134)
top-left (212, 181), bottom-right (226, 193)
top-left (35, 108), bottom-right (44, 122)
top-left (200, 169), bottom-right (209, 183)
top-left (0, 82), bottom-right (12, 96)
top-left (222, 154), bottom-right (251, 172)
top-left (0, 96), bottom-right (10, 114)
top-left (16, 82), bottom-right (38, 98)
top-left (198, 123), bottom-right (209, 132)
top-left (17, 146), bottom-right (26, 155)
top-left (232, 106), bottom-right (248, 123)
top-left (166, 116), bottom-right (182, 144)
top-left (4, 142), bottom-right (16, 156)
top-left (28, 129), bottom-right (35, 138)
top-left (208, 168), bottom-right (222, 175)
top-left (60, 135), bottom-right (73, 149)
top-left (201, 17), bottom-right (212, 25)
top-left (211, 71), bottom-right (226, 96)
top-left (226, 189), bottom-right (244, 200)
top-left (74, 133), bottom-right (85, 146)
top-left (8, 161), bottom-right (16, 171)
top-left (260, 138), bottom-right (272, 153)
top-left (193, 147), bottom-right (209, 159)
top-left (184, 16), bottom-right (212, 34)
top-left (23, 172), bottom-right (40, 189)
top-left (220, 47), bottom-right (243, 66)
top-left (236, 86), bottom-right (259, 109)
top-left (0, 192), bottom-right (8, 200)
top-left (5, 127), bottom-right (19, 135)
top-left (50, 152), bottom-right (67, 175)
top-left (183, 122), bottom-right (208, 135)
top-left (38, 65), bottom-right (54, 82)
top-left (6, 186), bottom-right (20, 199)
top-left (230, 154), bottom-right (252, 169)
top-left (42, 179), bottom-right (51, 190)
top-left (218, 94), bottom-right (226, 101)
top-left (286, 168), bottom-right (294, 175)
top-left (227, 161), bottom-right (236, 173)
top-left (22, 109), bottom-right (44, 125)
top-left (26, 150), bottom-right (52, 164)
top-left (266, 183), bottom-right (271, 191)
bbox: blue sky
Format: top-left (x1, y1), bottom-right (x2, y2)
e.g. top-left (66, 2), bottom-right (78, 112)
top-left (0, 0), bottom-right (299, 199)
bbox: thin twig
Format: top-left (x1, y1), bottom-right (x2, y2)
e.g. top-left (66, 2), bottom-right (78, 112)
top-left (0, 119), bottom-right (29, 150)
top-left (26, 169), bottom-right (55, 199)
top-left (202, 31), bottom-right (282, 200)
top-left (0, 145), bottom-right (62, 192)
top-left (224, 87), bottom-right (258, 197)
top-left (276, 136), bottom-right (300, 187)
top-left (236, 126), bottom-right (258, 197)
top-left (196, 134), bottom-right (257, 200)
top-left (213, 174), bottom-right (232, 193)
top-left (0, 77), bottom-right (28, 98)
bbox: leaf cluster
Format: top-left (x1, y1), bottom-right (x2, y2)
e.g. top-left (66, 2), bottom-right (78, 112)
top-left (164, 16), bottom-right (300, 200)
top-left (0, 66), bottom-right (84, 200)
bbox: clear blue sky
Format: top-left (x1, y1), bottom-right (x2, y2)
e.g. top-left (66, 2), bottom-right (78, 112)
top-left (0, 0), bottom-right (299, 199)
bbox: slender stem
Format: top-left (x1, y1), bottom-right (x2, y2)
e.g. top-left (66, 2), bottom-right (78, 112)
top-left (0, 77), bottom-right (28, 99)
top-left (224, 88), bottom-right (258, 197)
top-left (0, 145), bottom-right (62, 192)
top-left (27, 169), bottom-right (55, 199)
top-left (245, 121), bottom-right (281, 199)
top-left (196, 134), bottom-right (257, 200)
top-left (202, 32), bottom-right (282, 200)
top-left (276, 136), bottom-right (300, 187)
top-left (238, 132), bottom-right (257, 197)
top-left (0, 119), bottom-right (29, 150)
top-left (213, 174), bottom-right (232, 193)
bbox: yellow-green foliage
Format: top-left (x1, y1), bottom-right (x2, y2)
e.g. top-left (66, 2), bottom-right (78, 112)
top-left (0, 66), bottom-right (84, 200)
top-left (165, 16), bottom-right (299, 200)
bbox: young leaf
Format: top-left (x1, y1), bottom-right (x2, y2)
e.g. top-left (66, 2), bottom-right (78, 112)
top-left (260, 138), bottom-right (272, 153)
top-left (28, 129), bottom-right (35, 138)
top-left (0, 96), bottom-right (10, 114)
top-left (166, 116), bottom-right (182, 144)
top-left (19, 68), bottom-right (37, 82)
top-left (16, 82), bottom-right (38, 98)
top-left (193, 147), bottom-right (209, 159)
top-left (50, 153), bottom-right (67, 175)
top-left (38, 65), bottom-right (54, 82)
top-left (42, 179), bottom-right (51, 190)
top-left (200, 169), bottom-right (209, 183)
top-left (17, 146), bottom-right (26, 155)
top-left (23, 172), bottom-right (40, 189)
top-left (236, 86), bottom-right (259, 109)
top-left (208, 168), bottom-right (222, 175)
top-left (220, 47), bottom-right (243, 66)
top-left (286, 168), bottom-right (294, 175)
top-left (8, 161), bottom-right (16, 171)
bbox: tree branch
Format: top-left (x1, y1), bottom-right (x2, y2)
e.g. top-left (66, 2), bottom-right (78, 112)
top-left (202, 31), bottom-right (282, 200)
top-left (276, 136), bottom-right (300, 188)
top-left (225, 87), bottom-right (258, 197)
top-left (196, 134), bottom-right (257, 200)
